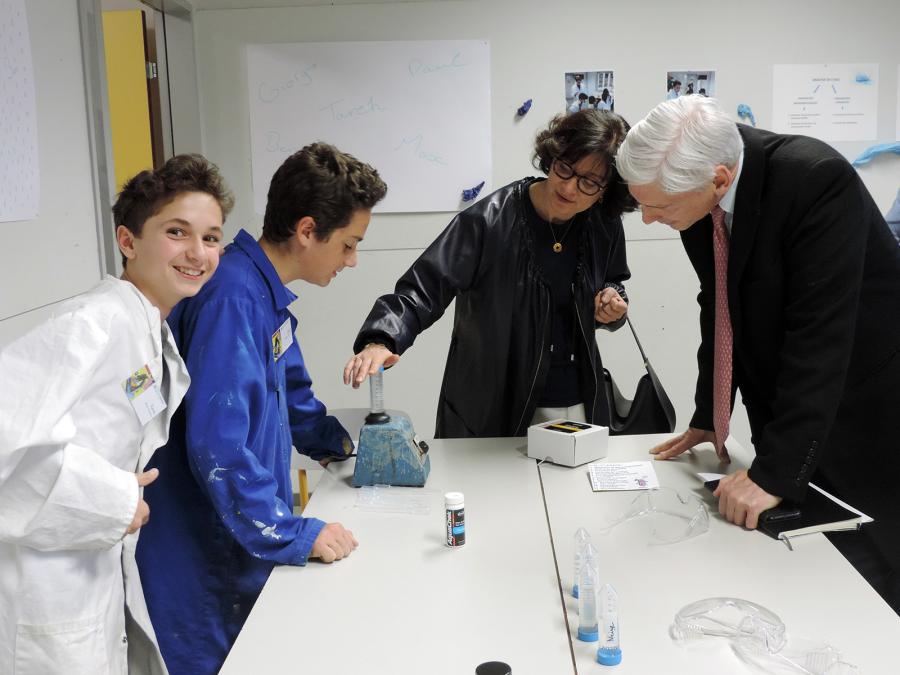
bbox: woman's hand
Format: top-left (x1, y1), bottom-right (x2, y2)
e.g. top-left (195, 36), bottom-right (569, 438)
top-left (595, 287), bottom-right (627, 323)
top-left (342, 343), bottom-right (400, 389)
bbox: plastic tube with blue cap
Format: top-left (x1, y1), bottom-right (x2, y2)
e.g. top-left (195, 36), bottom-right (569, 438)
top-left (576, 543), bottom-right (599, 642)
top-left (572, 527), bottom-right (591, 598)
top-left (597, 584), bottom-right (622, 666)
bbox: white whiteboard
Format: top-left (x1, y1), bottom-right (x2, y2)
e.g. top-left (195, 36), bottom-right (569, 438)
top-left (246, 40), bottom-right (492, 214)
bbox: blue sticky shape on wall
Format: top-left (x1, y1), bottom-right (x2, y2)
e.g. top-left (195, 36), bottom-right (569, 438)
top-left (517, 99), bottom-right (533, 116)
top-left (737, 103), bottom-right (756, 127)
top-left (852, 142), bottom-right (900, 167)
top-left (462, 181), bottom-right (485, 202)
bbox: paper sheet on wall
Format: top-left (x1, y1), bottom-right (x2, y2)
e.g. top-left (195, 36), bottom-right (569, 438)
top-left (772, 63), bottom-right (878, 142)
top-left (246, 40), bottom-right (491, 214)
top-left (896, 65), bottom-right (900, 139)
top-left (0, 0), bottom-right (40, 222)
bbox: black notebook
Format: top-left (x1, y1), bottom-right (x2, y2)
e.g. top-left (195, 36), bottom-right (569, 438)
top-left (703, 479), bottom-right (870, 542)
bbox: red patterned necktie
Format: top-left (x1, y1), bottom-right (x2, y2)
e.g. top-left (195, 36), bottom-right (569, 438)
top-left (711, 205), bottom-right (732, 456)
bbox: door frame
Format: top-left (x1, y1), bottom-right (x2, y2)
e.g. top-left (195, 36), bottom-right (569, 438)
top-left (77, 0), bottom-right (194, 277)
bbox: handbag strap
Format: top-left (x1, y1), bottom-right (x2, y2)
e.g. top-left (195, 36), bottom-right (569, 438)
top-left (622, 315), bottom-right (677, 429)
top-left (625, 316), bottom-right (649, 366)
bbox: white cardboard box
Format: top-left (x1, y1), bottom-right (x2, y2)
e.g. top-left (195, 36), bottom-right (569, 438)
top-left (526, 419), bottom-right (609, 467)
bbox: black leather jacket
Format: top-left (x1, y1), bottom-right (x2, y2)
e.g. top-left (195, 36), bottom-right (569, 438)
top-left (354, 178), bottom-right (630, 438)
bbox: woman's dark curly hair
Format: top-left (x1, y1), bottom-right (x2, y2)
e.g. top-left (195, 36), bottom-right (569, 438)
top-left (532, 109), bottom-right (638, 217)
top-left (263, 142), bottom-right (387, 243)
top-left (113, 154), bottom-right (234, 266)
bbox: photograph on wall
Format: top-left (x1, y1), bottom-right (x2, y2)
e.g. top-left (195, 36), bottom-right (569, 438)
top-left (665, 70), bottom-right (716, 101)
top-left (564, 70), bottom-right (615, 114)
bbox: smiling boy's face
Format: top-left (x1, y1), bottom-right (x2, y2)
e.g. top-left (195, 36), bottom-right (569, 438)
top-left (119, 191), bottom-right (224, 313)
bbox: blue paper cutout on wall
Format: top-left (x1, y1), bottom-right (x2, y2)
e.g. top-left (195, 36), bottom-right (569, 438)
top-left (462, 181), bottom-right (485, 202)
top-left (851, 142), bottom-right (900, 167)
top-left (737, 104), bottom-right (756, 127)
top-left (517, 99), bottom-right (533, 116)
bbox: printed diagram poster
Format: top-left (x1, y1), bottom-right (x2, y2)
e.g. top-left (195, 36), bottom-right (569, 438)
top-left (773, 64), bottom-right (878, 142)
top-left (0, 0), bottom-right (40, 222)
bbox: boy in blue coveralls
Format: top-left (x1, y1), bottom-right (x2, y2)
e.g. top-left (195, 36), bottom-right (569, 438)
top-left (136, 143), bottom-right (387, 675)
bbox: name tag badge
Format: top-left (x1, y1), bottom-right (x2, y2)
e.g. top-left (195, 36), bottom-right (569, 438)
top-left (271, 318), bottom-right (294, 362)
top-left (123, 364), bottom-right (167, 426)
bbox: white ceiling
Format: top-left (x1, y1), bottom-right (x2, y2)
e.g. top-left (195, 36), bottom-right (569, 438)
top-left (102, 0), bottom-right (150, 10)
top-left (188, 0), bottom-right (452, 9)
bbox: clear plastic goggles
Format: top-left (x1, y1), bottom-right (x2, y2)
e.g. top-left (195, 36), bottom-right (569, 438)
top-left (671, 597), bottom-right (786, 651)
top-left (672, 598), bottom-right (858, 674)
top-left (599, 487), bottom-right (710, 545)
top-left (733, 634), bottom-right (859, 674)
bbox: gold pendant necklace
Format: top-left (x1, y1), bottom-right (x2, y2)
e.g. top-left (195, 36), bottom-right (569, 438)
top-left (548, 217), bottom-right (575, 253)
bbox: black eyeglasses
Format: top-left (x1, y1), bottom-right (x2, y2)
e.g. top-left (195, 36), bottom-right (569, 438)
top-left (552, 160), bottom-right (607, 196)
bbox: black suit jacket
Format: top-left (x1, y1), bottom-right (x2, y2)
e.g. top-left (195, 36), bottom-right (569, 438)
top-left (681, 125), bottom-right (900, 561)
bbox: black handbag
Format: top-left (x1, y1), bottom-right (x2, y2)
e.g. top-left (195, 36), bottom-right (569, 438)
top-left (602, 317), bottom-right (676, 435)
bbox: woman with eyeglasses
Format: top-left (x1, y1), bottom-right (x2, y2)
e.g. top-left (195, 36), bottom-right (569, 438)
top-left (344, 109), bottom-right (637, 437)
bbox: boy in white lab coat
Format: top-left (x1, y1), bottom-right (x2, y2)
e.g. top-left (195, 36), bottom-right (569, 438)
top-left (0, 154), bottom-right (233, 675)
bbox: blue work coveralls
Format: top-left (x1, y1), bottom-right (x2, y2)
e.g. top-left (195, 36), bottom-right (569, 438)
top-left (136, 230), bottom-right (351, 675)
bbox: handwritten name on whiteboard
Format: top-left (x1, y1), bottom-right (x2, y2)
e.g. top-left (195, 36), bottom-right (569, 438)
top-left (319, 96), bottom-right (387, 122)
top-left (394, 134), bottom-right (448, 165)
top-left (408, 52), bottom-right (466, 78)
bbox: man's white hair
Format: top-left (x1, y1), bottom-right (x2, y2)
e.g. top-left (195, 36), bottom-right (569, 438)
top-left (617, 95), bottom-right (743, 194)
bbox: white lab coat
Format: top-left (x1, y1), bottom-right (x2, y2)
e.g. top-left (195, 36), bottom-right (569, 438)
top-left (566, 76), bottom-right (587, 102)
top-left (0, 276), bottom-right (189, 675)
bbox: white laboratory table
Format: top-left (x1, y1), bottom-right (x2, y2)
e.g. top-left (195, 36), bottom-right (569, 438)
top-left (221, 438), bottom-right (575, 675)
top-left (540, 433), bottom-right (900, 674)
top-left (223, 434), bottom-right (899, 675)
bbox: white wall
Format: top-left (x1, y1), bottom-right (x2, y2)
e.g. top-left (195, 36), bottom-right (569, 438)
top-left (188, 0), bottom-right (900, 448)
top-left (164, 11), bottom-right (204, 154)
top-left (0, 1), bottom-right (105, 347)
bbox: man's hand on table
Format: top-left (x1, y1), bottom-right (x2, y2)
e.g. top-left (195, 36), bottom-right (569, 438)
top-left (651, 430), bottom-right (782, 529)
top-left (713, 469), bottom-right (781, 529)
top-left (650, 427), bottom-right (731, 463)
